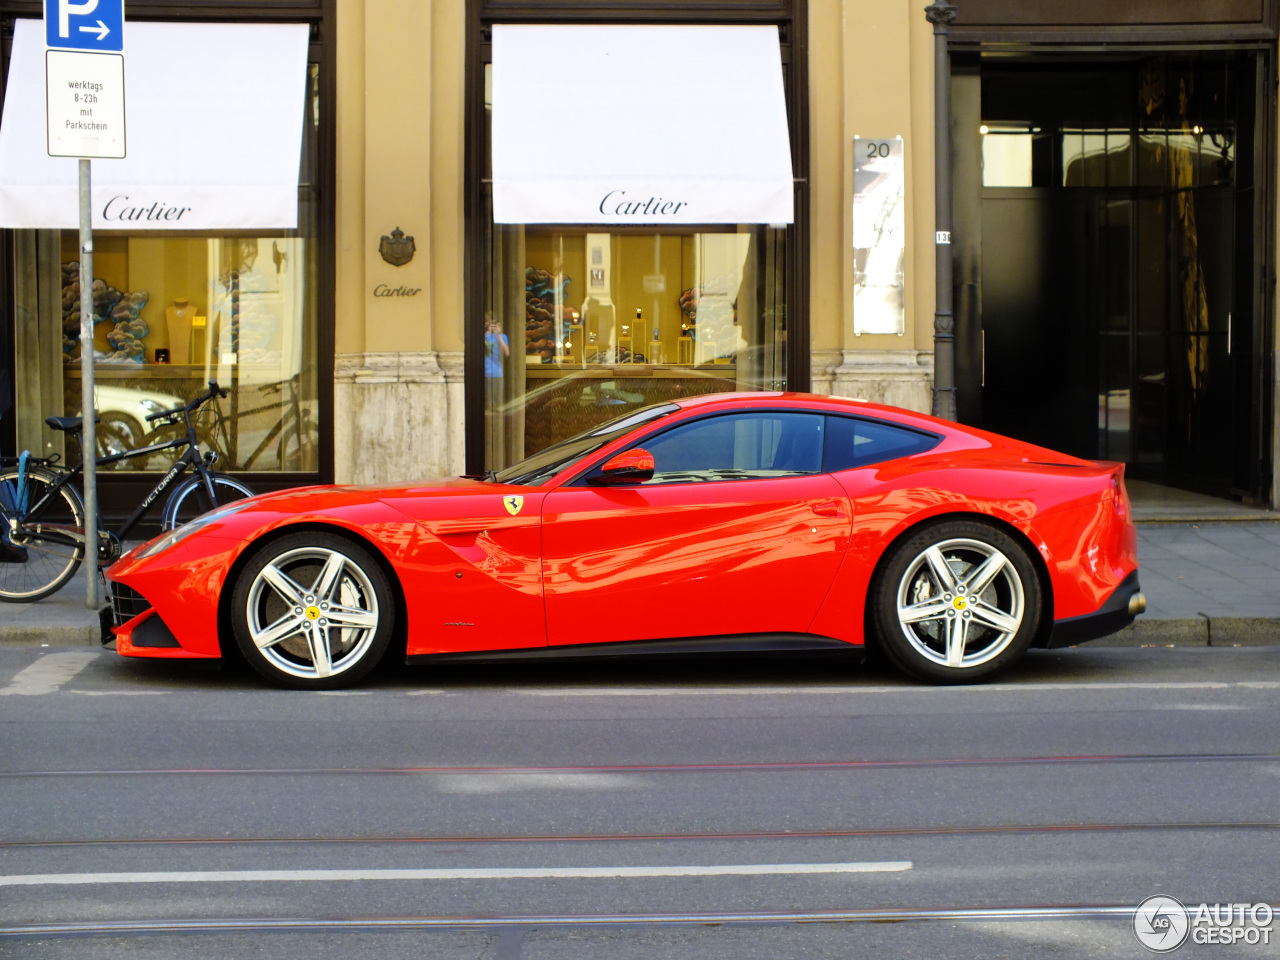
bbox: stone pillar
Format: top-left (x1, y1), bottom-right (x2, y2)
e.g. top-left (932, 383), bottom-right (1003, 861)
top-left (334, 352), bottom-right (451, 483)
top-left (831, 349), bottom-right (934, 409)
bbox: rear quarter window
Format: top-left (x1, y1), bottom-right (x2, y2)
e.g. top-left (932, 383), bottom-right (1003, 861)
top-left (823, 415), bottom-right (941, 472)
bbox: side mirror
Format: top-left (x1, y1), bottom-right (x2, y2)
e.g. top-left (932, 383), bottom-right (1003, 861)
top-left (587, 448), bottom-right (655, 486)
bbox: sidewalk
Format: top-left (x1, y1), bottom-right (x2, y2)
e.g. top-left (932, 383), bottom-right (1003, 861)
top-left (0, 578), bottom-right (105, 645)
top-left (3, 515), bottom-right (1279, 648)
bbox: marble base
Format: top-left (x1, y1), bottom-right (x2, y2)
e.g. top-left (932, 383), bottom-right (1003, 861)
top-left (334, 351), bottom-right (466, 484)
top-left (810, 349), bottom-right (934, 413)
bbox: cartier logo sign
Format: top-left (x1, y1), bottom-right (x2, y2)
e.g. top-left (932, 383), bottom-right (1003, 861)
top-left (598, 190), bottom-right (688, 218)
top-left (373, 284), bottom-right (421, 297)
top-left (102, 196), bottom-right (192, 222)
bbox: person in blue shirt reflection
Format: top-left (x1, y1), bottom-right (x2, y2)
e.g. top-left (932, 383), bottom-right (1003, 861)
top-left (484, 311), bottom-right (510, 412)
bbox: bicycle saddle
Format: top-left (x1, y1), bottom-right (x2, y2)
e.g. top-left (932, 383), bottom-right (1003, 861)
top-left (44, 415), bottom-right (101, 433)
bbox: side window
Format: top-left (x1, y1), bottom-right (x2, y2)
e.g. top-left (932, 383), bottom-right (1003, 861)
top-left (823, 416), bottom-right (940, 471)
top-left (640, 413), bottom-right (825, 483)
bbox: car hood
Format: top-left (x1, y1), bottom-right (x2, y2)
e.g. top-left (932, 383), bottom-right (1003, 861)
top-left (228, 477), bottom-right (539, 528)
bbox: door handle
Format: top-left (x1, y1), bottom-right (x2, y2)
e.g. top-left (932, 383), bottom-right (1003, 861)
top-left (812, 500), bottom-right (845, 518)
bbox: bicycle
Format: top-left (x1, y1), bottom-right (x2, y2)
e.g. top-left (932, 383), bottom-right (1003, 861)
top-left (0, 381), bottom-right (257, 602)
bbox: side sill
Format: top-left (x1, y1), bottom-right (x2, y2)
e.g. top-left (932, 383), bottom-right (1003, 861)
top-left (407, 633), bottom-right (861, 666)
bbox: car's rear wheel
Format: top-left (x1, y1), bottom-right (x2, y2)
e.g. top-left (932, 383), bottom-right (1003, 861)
top-left (871, 519), bottom-right (1042, 684)
top-left (231, 532), bottom-right (393, 689)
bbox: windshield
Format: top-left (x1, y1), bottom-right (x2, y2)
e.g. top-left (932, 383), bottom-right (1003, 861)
top-left (491, 403), bottom-right (679, 486)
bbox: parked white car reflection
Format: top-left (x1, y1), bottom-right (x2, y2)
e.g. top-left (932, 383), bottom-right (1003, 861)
top-left (90, 385), bottom-right (186, 463)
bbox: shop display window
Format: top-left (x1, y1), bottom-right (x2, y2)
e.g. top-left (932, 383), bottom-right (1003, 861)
top-left (13, 230), bottom-right (318, 474)
top-left (10, 67), bottom-right (322, 475)
top-left (483, 225), bottom-right (788, 471)
top-left (479, 39), bottom-right (795, 473)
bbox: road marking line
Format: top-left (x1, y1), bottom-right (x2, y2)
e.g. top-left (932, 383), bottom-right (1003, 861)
top-left (419, 681), bottom-right (1280, 697)
top-left (0, 862), bottom-right (912, 886)
top-left (0, 651), bottom-right (98, 697)
top-left (66, 690), bottom-right (168, 697)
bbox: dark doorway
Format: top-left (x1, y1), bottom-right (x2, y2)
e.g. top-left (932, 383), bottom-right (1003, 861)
top-left (964, 53), bottom-right (1269, 501)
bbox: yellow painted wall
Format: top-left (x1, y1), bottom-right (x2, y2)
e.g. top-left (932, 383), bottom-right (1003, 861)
top-left (335, 0), bottom-right (468, 360)
top-left (809, 0), bottom-right (935, 355)
top-left (808, 0), bottom-right (844, 352)
top-left (430, 0), bottom-right (466, 353)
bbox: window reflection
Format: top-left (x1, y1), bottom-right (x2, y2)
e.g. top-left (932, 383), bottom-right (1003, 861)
top-left (485, 226), bottom-right (788, 471)
top-left (13, 230), bottom-right (319, 473)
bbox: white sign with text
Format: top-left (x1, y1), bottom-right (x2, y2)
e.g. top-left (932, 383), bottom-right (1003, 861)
top-left (45, 49), bottom-right (125, 158)
top-left (853, 137), bottom-right (906, 337)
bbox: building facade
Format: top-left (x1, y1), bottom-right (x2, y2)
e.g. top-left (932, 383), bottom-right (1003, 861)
top-left (1, 0), bottom-right (1276, 514)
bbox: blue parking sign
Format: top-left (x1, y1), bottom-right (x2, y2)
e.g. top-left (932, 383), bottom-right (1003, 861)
top-left (45, 0), bottom-right (124, 53)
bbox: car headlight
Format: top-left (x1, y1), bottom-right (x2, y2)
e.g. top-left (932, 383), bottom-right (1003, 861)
top-left (137, 399), bottom-right (166, 415)
top-left (134, 501), bottom-right (255, 560)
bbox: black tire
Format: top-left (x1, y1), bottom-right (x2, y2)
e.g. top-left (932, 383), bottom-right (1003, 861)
top-left (870, 519), bottom-right (1042, 684)
top-left (161, 472), bottom-right (256, 531)
top-left (230, 532), bottom-right (394, 690)
top-left (0, 465), bottom-right (86, 603)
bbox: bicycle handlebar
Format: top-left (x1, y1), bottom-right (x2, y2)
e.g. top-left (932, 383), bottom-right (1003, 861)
top-left (145, 381), bottom-right (226, 423)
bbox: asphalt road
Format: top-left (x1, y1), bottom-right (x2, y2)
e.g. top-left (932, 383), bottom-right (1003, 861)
top-left (1, 643), bottom-right (1278, 959)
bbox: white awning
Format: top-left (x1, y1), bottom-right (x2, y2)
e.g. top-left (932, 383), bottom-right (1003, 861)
top-left (491, 24), bottom-right (794, 226)
top-left (0, 19), bottom-right (309, 230)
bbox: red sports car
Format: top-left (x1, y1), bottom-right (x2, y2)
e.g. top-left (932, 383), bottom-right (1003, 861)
top-left (105, 393), bottom-right (1144, 689)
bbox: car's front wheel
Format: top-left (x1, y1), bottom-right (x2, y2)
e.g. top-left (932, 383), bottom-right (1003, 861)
top-left (231, 532), bottom-right (393, 689)
top-left (871, 519), bottom-right (1042, 684)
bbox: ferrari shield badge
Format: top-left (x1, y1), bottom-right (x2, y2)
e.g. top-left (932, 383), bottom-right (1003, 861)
top-left (503, 495), bottom-right (524, 516)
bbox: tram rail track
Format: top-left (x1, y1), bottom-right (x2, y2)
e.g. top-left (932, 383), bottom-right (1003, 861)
top-left (2, 750), bottom-right (1277, 780)
top-left (9, 903), bottom-right (1274, 940)
top-left (3, 820), bottom-right (1278, 850)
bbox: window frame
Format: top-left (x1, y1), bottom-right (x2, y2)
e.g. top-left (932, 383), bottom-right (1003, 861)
top-left (464, 0), bottom-right (810, 476)
top-left (568, 407), bottom-right (832, 487)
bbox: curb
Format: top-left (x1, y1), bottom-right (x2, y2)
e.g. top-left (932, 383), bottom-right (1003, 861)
top-left (0, 614), bottom-right (102, 646)
top-left (0, 624), bottom-right (101, 646)
top-left (1087, 616), bottom-right (1280, 648)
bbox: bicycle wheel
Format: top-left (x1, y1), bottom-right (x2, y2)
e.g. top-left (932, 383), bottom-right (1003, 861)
top-left (0, 465), bottom-right (86, 603)
top-left (161, 472), bottom-right (256, 531)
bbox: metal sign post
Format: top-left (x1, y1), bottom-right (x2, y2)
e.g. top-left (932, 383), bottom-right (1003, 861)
top-left (43, 0), bottom-right (126, 608)
top-left (77, 160), bottom-right (95, 608)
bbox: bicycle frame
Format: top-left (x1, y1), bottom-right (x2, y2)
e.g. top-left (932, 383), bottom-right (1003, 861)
top-left (6, 402), bottom-right (221, 556)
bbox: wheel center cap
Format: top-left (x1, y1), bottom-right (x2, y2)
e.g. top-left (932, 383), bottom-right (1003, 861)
top-left (952, 596), bottom-right (968, 611)
top-left (305, 605), bottom-right (321, 620)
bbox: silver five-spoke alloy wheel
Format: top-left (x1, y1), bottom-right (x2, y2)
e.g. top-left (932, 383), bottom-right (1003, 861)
top-left (872, 519), bottom-right (1042, 683)
top-left (231, 532), bottom-right (394, 688)
top-left (895, 538), bottom-right (1025, 669)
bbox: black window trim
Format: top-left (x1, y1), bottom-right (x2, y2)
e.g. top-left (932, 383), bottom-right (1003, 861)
top-left (820, 413), bottom-right (944, 475)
